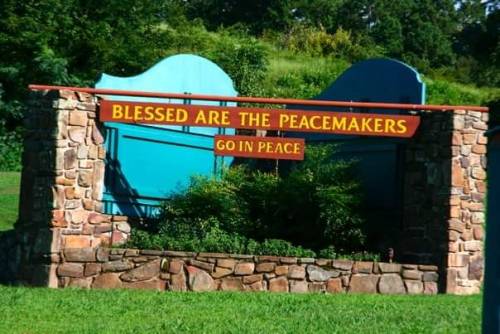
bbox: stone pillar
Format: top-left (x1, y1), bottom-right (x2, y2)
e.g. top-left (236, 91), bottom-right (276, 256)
top-left (402, 110), bottom-right (487, 294)
top-left (15, 89), bottom-right (130, 287)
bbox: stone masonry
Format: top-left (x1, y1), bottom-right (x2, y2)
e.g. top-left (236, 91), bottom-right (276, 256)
top-left (4, 90), bottom-right (130, 286)
top-left (57, 248), bottom-right (438, 294)
top-left (0, 90), bottom-right (487, 294)
top-left (402, 110), bottom-right (487, 294)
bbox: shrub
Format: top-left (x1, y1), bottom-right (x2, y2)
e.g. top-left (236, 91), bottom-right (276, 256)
top-left (128, 144), bottom-right (369, 258)
top-left (0, 127), bottom-right (22, 172)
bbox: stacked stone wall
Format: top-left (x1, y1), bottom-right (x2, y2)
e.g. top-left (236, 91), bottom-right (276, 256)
top-left (57, 248), bottom-right (439, 294)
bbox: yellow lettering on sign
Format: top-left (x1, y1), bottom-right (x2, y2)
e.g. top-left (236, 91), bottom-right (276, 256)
top-left (347, 118), bottom-right (360, 132)
top-left (396, 120), bottom-right (407, 133)
top-left (385, 119), bottom-right (396, 133)
top-left (112, 104), bottom-right (123, 119)
top-left (154, 107), bottom-right (165, 122)
top-left (332, 117), bottom-right (347, 131)
top-left (144, 106), bottom-right (154, 121)
top-left (195, 110), bottom-right (208, 124)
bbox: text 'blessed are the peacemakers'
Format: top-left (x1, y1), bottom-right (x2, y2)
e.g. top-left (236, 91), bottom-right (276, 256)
top-left (101, 100), bottom-right (420, 138)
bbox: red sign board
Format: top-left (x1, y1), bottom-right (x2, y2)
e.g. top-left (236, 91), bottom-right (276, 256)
top-left (214, 135), bottom-right (305, 160)
top-left (100, 100), bottom-right (420, 138)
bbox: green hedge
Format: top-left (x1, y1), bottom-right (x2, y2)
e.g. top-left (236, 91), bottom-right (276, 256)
top-left (126, 144), bottom-right (379, 261)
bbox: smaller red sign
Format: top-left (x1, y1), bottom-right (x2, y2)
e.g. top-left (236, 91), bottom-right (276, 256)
top-left (214, 135), bottom-right (305, 161)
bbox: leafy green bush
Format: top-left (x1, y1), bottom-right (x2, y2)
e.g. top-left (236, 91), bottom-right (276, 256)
top-left (0, 127), bottom-right (22, 172)
top-left (128, 144), bottom-right (370, 259)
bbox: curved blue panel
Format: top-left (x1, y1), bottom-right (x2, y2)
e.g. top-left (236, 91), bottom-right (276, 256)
top-left (284, 58), bottom-right (426, 247)
top-left (95, 54), bottom-right (238, 217)
top-left (287, 58), bottom-right (425, 142)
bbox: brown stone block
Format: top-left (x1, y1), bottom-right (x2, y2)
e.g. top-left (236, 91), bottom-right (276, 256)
top-left (477, 134), bottom-right (487, 145)
top-left (256, 262), bottom-right (276, 273)
top-left (449, 196), bottom-right (461, 206)
top-left (275, 265), bottom-right (289, 276)
top-left (120, 259), bottom-right (160, 282)
top-left (217, 258), bottom-right (236, 270)
top-left (68, 128), bottom-right (86, 143)
top-left (288, 280), bottom-right (308, 293)
top-left (326, 278), bottom-right (343, 293)
top-left (315, 259), bottom-right (331, 266)
top-left (64, 248), bottom-right (96, 262)
top-left (308, 282), bottom-right (325, 293)
top-left (423, 271), bottom-right (439, 282)
top-left (471, 167), bottom-right (486, 180)
top-left (448, 219), bottom-right (465, 233)
top-left (473, 226), bottom-right (484, 240)
top-left (85, 263), bottom-right (101, 276)
top-left (288, 265), bottom-right (306, 279)
top-left (68, 277), bottom-right (92, 289)
top-left (450, 206), bottom-right (460, 218)
top-left (466, 202), bottom-right (484, 212)
top-left (332, 260), bottom-right (353, 271)
top-left (69, 110), bottom-right (88, 126)
top-left (64, 235), bottom-right (91, 249)
top-left (379, 274), bottom-right (405, 294)
top-left (280, 257), bottom-right (297, 264)
top-left (463, 240), bottom-right (482, 251)
top-left (378, 263), bottom-right (401, 273)
top-left (269, 276), bottom-right (289, 292)
top-left (471, 144), bottom-right (486, 154)
top-left (448, 253), bottom-right (470, 267)
top-left (220, 278), bottom-right (244, 291)
top-left (402, 270), bottom-right (422, 280)
top-left (102, 260), bottom-right (133, 272)
top-left (189, 259), bottom-right (214, 273)
top-left (243, 274), bottom-right (263, 284)
top-left (348, 275), bottom-right (379, 293)
top-left (418, 265), bottom-right (438, 271)
top-left (404, 280), bottom-right (423, 294)
top-left (51, 209), bottom-right (68, 228)
top-left (186, 266), bottom-right (216, 292)
top-left (448, 230), bottom-right (460, 242)
top-left (170, 271), bottom-right (187, 291)
top-left (82, 199), bottom-right (94, 210)
top-left (92, 273), bottom-right (122, 289)
top-left (424, 281), bottom-right (438, 294)
top-left (352, 261), bottom-right (373, 274)
top-left (98, 146), bottom-right (106, 159)
top-left (235, 262), bottom-right (255, 275)
top-left (469, 255), bottom-right (483, 281)
top-left (78, 170), bottom-right (93, 187)
top-left (211, 267), bottom-right (232, 279)
top-left (463, 133), bottom-right (477, 144)
top-left (472, 122), bottom-right (487, 130)
top-left (449, 242), bottom-right (459, 252)
top-left (246, 281), bottom-right (264, 291)
top-left (451, 161), bottom-right (464, 186)
top-left (452, 132), bottom-right (462, 145)
top-left (257, 255), bottom-right (280, 263)
top-left (169, 260), bottom-right (184, 274)
top-left (57, 263), bottom-right (84, 278)
top-left (88, 213), bottom-right (110, 224)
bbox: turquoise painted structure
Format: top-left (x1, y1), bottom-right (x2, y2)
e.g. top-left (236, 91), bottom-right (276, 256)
top-left (285, 58), bottom-right (425, 251)
top-left (483, 126), bottom-right (500, 334)
top-left (95, 54), bottom-right (237, 217)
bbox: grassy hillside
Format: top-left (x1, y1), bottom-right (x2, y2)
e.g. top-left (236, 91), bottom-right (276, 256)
top-left (0, 172), bottom-right (20, 231)
top-left (262, 47), bottom-right (500, 106)
top-left (0, 287), bottom-right (481, 333)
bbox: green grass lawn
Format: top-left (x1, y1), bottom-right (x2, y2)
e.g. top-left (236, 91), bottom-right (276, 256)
top-left (0, 172), bottom-right (20, 231)
top-left (0, 286), bottom-right (481, 334)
